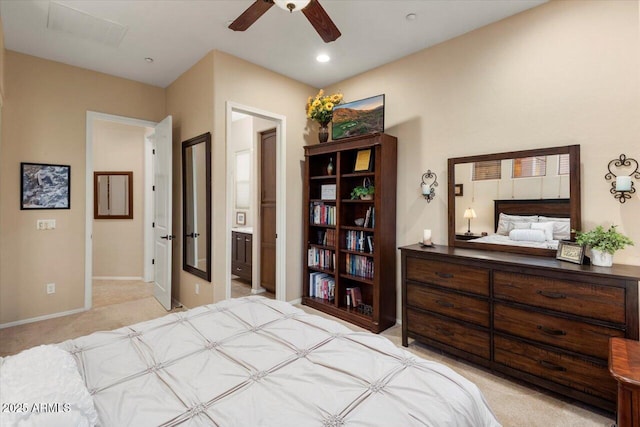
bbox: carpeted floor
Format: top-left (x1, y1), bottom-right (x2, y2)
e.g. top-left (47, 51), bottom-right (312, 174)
top-left (0, 281), bottom-right (615, 427)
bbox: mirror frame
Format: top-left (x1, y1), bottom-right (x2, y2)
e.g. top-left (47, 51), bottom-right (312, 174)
top-left (182, 132), bottom-right (212, 281)
top-left (447, 145), bottom-right (581, 257)
top-left (93, 171), bottom-right (133, 219)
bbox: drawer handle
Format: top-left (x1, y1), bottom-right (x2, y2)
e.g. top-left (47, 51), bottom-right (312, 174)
top-left (536, 290), bottom-right (566, 299)
top-left (436, 300), bottom-right (454, 308)
top-left (436, 272), bottom-right (453, 279)
top-left (538, 360), bottom-right (566, 372)
top-left (537, 325), bottom-right (567, 336)
top-left (436, 326), bottom-right (454, 337)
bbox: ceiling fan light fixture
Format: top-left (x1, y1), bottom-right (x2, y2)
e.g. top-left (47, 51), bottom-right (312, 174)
top-left (274, 0), bottom-right (311, 13)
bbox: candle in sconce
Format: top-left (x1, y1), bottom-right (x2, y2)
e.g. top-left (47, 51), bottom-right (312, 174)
top-left (422, 229), bottom-right (432, 246)
top-left (616, 176), bottom-right (632, 192)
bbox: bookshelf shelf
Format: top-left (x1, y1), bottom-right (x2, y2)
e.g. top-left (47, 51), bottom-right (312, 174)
top-left (302, 133), bottom-right (397, 334)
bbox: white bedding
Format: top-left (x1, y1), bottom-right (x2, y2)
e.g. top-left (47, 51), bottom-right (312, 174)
top-left (470, 233), bottom-right (559, 249)
top-left (50, 296), bottom-right (500, 426)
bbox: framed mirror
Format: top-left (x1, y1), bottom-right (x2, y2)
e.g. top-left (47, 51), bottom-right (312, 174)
top-left (94, 171), bottom-right (133, 219)
top-left (448, 145), bottom-right (581, 257)
top-left (182, 132), bottom-right (211, 281)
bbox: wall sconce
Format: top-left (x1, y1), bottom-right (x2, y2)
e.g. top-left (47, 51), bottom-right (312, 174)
top-left (463, 208), bottom-right (477, 235)
top-left (421, 170), bottom-right (438, 203)
top-left (605, 154), bottom-right (639, 203)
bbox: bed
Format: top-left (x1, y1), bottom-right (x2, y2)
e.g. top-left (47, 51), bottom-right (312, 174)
top-left (468, 199), bottom-right (571, 250)
top-left (1, 296), bottom-right (500, 426)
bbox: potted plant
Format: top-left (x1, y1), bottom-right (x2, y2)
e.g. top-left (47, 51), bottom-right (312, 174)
top-left (305, 89), bottom-right (343, 143)
top-left (350, 183), bottom-right (375, 200)
top-left (575, 225), bottom-right (634, 267)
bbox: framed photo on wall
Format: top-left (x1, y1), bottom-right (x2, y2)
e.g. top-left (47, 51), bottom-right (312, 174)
top-left (236, 211), bottom-right (246, 226)
top-left (454, 184), bottom-right (464, 197)
top-left (20, 162), bottom-right (70, 209)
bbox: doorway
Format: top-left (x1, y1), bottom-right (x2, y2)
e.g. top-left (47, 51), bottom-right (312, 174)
top-left (84, 112), bottom-right (168, 310)
top-left (225, 102), bottom-right (287, 302)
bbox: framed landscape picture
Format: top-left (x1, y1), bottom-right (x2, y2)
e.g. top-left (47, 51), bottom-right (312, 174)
top-left (20, 162), bottom-right (70, 209)
top-left (332, 94), bottom-right (385, 140)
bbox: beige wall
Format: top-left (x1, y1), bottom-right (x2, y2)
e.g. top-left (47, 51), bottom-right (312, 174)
top-left (0, 51), bottom-right (165, 324)
top-left (212, 50), bottom-right (315, 302)
top-left (325, 0), bottom-right (640, 315)
top-left (92, 120), bottom-right (146, 278)
top-left (165, 52), bottom-right (214, 309)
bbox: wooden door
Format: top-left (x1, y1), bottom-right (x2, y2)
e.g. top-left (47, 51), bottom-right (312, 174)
top-left (260, 129), bottom-right (277, 293)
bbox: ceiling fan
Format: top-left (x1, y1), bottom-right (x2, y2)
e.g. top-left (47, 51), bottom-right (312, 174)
top-left (229, 0), bottom-right (341, 43)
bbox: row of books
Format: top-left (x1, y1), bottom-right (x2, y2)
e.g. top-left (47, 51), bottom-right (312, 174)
top-left (307, 247), bottom-right (335, 270)
top-left (362, 206), bottom-right (375, 228)
top-left (316, 229), bottom-right (336, 247)
top-left (345, 231), bottom-right (373, 253)
top-left (310, 202), bottom-right (336, 226)
top-left (345, 287), bottom-right (363, 308)
top-left (345, 254), bottom-right (374, 279)
top-left (308, 272), bottom-right (335, 301)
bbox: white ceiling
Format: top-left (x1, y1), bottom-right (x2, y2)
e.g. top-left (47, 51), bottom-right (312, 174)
top-left (0, 0), bottom-right (547, 89)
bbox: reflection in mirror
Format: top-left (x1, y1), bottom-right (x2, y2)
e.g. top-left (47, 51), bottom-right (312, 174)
top-left (182, 132), bottom-right (211, 281)
top-left (448, 145), bottom-right (581, 257)
top-left (94, 171), bottom-right (133, 219)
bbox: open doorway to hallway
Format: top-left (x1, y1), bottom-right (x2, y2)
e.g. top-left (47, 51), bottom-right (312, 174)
top-left (226, 103), bottom-right (287, 302)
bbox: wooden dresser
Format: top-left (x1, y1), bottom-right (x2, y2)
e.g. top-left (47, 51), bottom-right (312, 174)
top-left (400, 244), bottom-right (640, 412)
top-left (231, 231), bottom-right (252, 281)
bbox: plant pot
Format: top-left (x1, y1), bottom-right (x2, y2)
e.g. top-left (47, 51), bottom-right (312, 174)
top-left (360, 194), bottom-right (373, 200)
top-left (590, 248), bottom-right (613, 267)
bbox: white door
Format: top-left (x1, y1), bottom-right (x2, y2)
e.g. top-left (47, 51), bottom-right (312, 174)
top-left (153, 116), bottom-right (173, 310)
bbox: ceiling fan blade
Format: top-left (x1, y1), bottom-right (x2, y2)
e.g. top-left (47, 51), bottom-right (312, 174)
top-left (229, 0), bottom-right (274, 31)
top-left (302, 0), bottom-right (341, 43)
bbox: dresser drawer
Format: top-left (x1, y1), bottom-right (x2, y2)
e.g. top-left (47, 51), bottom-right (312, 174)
top-left (407, 308), bottom-right (490, 359)
top-left (407, 282), bottom-right (489, 327)
top-left (406, 257), bottom-right (489, 296)
top-left (494, 336), bottom-right (616, 402)
top-left (494, 303), bottom-right (624, 359)
top-left (494, 271), bottom-right (625, 324)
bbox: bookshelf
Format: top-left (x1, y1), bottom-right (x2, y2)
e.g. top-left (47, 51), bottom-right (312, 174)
top-left (302, 133), bottom-right (397, 333)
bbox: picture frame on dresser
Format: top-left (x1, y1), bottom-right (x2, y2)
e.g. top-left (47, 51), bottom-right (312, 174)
top-left (556, 240), bottom-right (585, 264)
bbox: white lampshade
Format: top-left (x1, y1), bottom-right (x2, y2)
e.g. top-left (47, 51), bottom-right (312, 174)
top-left (274, 0), bottom-right (311, 12)
top-left (463, 208), bottom-right (477, 219)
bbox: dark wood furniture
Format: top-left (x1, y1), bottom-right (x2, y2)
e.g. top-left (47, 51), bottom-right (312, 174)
top-left (400, 244), bottom-right (640, 412)
top-left (455, 233), bottom-right (483, 241)
top-left (610, 338), bottom-right (640, 426)
top-left (302, 133), bottom-right (397, 333)
top-left (492, 198), bottom-right (570, 231)
top-left (448, 145), bottom-right (581, 257)
top-left (231, 231), bottom-right (252, 281)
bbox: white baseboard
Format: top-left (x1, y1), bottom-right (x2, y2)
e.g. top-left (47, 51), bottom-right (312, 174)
top-left (93, 276), bottom-right (144, 281)
top-left (288, 298), bottom-right (302, 305)
top-left (251, 287), bottom-right (266, 295)
top-left (0, 307), bottom-right (86, 329)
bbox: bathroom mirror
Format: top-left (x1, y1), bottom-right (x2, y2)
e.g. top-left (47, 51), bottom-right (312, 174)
top-left (448, 145), bottom-right (581, 257)
top-left (182, 132), bottom-right (211, 281)
top-left (94, 171), bottom-right (133, 219)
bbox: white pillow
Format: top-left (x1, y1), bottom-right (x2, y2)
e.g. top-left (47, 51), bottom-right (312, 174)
top-left (509, 229), bottom-right (547, 242)
top-left (531, 221), bottom-right (555, 241)
top-left (496, 214), bottom-right (538, 235)
top-left (538, 216), bottom-right (571, 240)
top-left (0, 345), bottom-right (98, 427)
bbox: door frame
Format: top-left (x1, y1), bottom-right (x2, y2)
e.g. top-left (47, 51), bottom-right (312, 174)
top-left (225, 102), bottom-right (287, 301)
top-left (84, 111), bottom-right (157, 310)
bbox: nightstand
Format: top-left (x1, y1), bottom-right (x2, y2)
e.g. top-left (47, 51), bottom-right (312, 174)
top-left (609, 337), bottom-right (640, 427)
top-left (455, 233), bottom-right (482, 241)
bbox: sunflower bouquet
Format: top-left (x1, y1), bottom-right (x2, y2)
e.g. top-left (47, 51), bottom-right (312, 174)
top-left (306, 90), bottom-right (343, 125)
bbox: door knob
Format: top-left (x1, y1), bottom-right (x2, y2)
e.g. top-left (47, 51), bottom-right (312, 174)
top-left (160, 234), bottom-right (175, 240)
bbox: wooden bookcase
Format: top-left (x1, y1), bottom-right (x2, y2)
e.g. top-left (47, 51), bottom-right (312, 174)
top-left (302, 133), bottom-right (397, 333)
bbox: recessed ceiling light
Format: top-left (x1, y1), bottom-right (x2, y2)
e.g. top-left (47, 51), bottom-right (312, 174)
top-left (406, 13), bottom-right (417, 21)
top-left (145, 57), bottom-right (154, 63)
top-left (316, 54), bottom-right (330, 63)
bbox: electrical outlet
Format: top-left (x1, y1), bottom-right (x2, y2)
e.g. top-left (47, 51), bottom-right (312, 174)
top-left (37, 220), bottom-right (56, 230)
top-left (195, 283), bottom-right (200, 295)
top-left (46, 283), bottom-right (56, 294)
